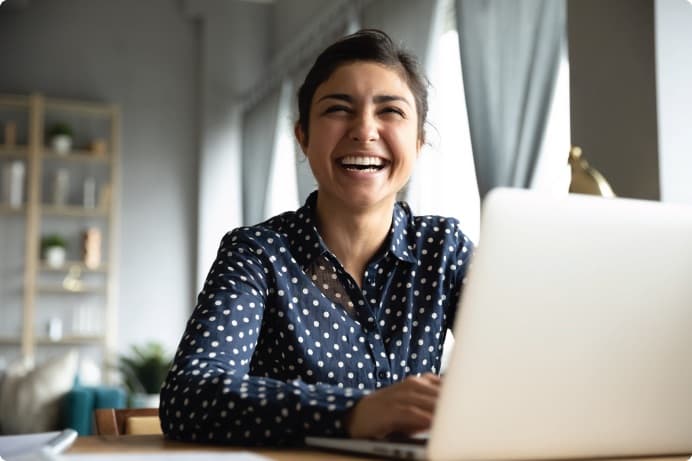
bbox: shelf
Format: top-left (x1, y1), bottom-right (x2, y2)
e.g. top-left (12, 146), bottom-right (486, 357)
top-left (0, 204), bottom-right (26, 214)
top-left (37, 285), bottom-right (107, 294)
top-left (0, 94), bottom-right (29, 107)
top-left (42, 150), bottom-right (110, 162)
top-left (35, 335), bottom-right (105, 345)
top-left (42, 205), bottom-right (108, 217)
top-left (39, 261), bottom-right (108, 272)
top-left (0, 337), bottom-right (21, 345)
top-left (0, 146), bottom-right (28, 157)
top-left (44, 97), bottom-right (115, 117)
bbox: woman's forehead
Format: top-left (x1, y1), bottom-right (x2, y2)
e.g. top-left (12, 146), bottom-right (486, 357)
top-left (312, 61), bottom-right (414, 103)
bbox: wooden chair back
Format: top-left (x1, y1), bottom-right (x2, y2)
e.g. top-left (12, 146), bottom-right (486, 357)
top-left (93, 408), bottom-right (161, 436)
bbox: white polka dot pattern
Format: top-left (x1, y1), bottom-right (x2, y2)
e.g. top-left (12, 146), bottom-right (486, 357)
top-left (160, 191), bottom-right (474, 445)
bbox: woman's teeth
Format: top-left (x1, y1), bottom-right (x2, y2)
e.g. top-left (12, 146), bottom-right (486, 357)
top-left (339, 156), bottom-right (386, 171)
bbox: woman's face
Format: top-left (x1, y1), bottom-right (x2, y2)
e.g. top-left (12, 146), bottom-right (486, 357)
top-left (296, 61), bottom-right (421, 213)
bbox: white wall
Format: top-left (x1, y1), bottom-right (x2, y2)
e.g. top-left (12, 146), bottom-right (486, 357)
top-left (0, 0), bottom-right (198, 355)
top-left (655, 0), bottom-right (692, 206)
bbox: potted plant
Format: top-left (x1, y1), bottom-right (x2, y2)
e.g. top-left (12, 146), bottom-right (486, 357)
top-left (47, 122), bottom-right (73, 154)
top-left (119, 342), bottom-right (172, 408)
top-left (41, 234), bottom-right (67, 268)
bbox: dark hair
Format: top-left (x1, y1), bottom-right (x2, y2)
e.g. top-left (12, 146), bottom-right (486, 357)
top-left (297, 29), bottom-right (429, 143)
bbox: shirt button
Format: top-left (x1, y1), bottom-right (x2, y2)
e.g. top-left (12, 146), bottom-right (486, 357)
top-left (378, 371), bottom-right (387, 379)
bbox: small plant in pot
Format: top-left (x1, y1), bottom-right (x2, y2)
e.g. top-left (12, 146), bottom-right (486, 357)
top-left (48, 122), bottom-right (74, 155)
top-left (41, 234), bottom-right (67, 268)
top-left (119, 342), bottom-right (172, 408)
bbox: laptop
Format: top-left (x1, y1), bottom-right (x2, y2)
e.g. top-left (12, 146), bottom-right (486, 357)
top-left (306, 188), bottom-right (692, 460)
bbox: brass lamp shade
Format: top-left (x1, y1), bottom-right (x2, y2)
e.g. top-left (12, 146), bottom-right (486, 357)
top-left (568, 146), bottom-right (615, 197)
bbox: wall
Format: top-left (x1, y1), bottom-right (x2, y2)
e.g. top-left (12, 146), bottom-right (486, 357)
top-left (567, 0), bottom-right (660, 200)
top-left (655, 0), bottom-right (692, 206)
top-left (0, 0), bottom-right (198, 355)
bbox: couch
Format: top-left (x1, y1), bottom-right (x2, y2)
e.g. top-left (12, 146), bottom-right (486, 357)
top-left (61, 385), bottom-right (127, 435)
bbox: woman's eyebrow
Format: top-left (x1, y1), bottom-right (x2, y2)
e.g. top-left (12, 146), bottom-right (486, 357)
top-left (317, 93), bottom-right (411, 106)
top-left (373, 94), bottom-right (412, 106)
top-left (317, 93), bottom-right (352, 103)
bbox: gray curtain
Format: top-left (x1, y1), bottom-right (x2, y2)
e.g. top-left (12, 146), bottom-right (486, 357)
top-left (455, 0), bottom-right (566, 198)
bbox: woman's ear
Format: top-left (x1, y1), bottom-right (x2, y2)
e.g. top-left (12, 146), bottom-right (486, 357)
top-left (294, 123), bottom-right (308, 154)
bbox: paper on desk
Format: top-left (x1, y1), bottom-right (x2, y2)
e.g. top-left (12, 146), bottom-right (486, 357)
top-left (64, 453), bottom-right (272, 461)
top-left (0, 432), bottom-right (63, 458)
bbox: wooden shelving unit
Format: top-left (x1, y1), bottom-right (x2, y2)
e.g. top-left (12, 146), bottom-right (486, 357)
top-left (0, 93), bottom-right (120, 373)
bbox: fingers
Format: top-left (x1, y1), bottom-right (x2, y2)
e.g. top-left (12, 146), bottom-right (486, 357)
top-left (346, 373), bottom-right (443, 439)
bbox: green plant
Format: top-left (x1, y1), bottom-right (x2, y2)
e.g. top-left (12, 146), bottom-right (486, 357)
top-left (41, 234), bottom-right (67, 251)
top-left (119, 342), bottom-right (172, 394)
top-left (48, 122), bottom-right (73, 138)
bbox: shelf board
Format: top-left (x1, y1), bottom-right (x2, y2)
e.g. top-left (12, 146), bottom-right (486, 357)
top-left (36, 335), bottom-right (105, 345)
top-left (42, 205), bottom-right (108, 217)
top-left (37, 285), bottom-right (106, 294)
top-left (42, 150), bottom-right (110, 162)
top-left (0, 204), bottom-right (26, 214)
top-left (0, 337), bottom-right (21, 345)
top-left (0, 146), bottom-right (28, 157)
top-left (44, 98), bottom-right (115, 117)
top-left (0, 94), bottom-right (30, 107)
top-left (39, 261), bottom-right (108, 272)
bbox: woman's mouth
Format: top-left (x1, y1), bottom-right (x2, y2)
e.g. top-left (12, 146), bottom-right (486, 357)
top-left (338, 155), bottom-right (388, 172)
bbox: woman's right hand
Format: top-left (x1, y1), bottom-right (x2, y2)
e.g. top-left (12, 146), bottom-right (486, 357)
top-left (345, 373), bottom-right (442, 439)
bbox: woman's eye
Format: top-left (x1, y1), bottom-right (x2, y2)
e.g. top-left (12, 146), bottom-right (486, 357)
top-left (323, 105), bottom-right (350, 114)
top-left (381, 107), bottom-right (405, 117)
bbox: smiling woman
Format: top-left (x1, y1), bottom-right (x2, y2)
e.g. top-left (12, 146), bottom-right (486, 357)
top-left (159, 29), bottom-right (474, 446)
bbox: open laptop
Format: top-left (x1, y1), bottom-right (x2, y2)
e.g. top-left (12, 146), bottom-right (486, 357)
top-left (306, 188), bottom-right (692, 460)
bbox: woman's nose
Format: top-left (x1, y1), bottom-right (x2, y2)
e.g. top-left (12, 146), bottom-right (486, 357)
top-left (349, 112), bottom-right (379, 142)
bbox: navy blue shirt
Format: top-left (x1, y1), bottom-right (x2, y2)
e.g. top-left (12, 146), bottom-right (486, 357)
top-left (160, 191), bottom-right (474, 445)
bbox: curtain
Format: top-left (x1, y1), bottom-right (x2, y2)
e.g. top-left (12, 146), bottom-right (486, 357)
top-left (241, 88), bottom-right (282, 226)
top-left (264, 79), bottom-right (300, 219)
top-left (455, 0), bottom-right (566, 198)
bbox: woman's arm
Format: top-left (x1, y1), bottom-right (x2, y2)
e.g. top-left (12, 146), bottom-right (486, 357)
top-left (159, 229), bottom-right (367, 445)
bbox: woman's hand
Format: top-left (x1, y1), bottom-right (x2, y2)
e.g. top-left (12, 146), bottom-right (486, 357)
top-left (345, 373), bottom-right (442, 439)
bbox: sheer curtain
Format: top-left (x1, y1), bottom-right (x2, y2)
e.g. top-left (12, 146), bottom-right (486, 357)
top-left (455, 0), bottom-right (566, 198)
top-left (405, 23), bottom-right (481, 244)
top-left (241, 88), bottom-right (282, 226)
top-left (264, 79), bottom-right (300, 219)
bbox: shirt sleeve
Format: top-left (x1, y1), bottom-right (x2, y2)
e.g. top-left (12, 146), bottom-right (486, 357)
top-left (447, 225), bottom-right (475, 330)
top-left (159, 229), bottom-right (368, 445)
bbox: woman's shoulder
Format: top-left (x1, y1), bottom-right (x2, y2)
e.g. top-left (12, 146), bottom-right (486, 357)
top-left (220, 210), bottom-right (297, 248)
top-left (397, 201), bottom-right (466, 239)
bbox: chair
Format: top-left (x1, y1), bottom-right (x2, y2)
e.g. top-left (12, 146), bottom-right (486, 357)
top-left (93, 408), bottom-right (162, 436)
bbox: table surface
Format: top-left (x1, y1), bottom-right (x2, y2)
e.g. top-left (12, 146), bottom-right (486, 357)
top-left (69, 434), bottom-right (382, 460)
top-left (69, 434), bottom-right (691, 461)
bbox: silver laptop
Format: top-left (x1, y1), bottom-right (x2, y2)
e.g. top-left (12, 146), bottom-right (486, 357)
top-left (307, 188), bottom-right (692, 460)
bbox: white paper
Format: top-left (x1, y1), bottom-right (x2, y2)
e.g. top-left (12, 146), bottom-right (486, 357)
top-left (0, 432), bottom-right (62, 458)
top-left (65, 453), bottom-right (272, 461)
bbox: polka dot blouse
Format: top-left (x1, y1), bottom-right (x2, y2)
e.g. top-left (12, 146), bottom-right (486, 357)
top-left (160, 191), bottom-right (474, 445)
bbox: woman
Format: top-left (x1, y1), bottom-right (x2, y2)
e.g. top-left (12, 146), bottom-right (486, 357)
top-left (160, 29), bottom-right (474, 445)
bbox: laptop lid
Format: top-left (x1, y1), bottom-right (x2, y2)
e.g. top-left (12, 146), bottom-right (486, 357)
top-left (429, 188), bottom-right (692, 461)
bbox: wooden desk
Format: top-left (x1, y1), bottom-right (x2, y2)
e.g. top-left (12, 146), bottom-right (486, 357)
top-left (69, 435), bottom-right (689, 461)
top-left (70, 434), bottom-right (382, 460)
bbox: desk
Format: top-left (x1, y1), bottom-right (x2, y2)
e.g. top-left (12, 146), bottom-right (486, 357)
top-left (69, 435), bottom-right (690, 461)
top-left (69, 434), bottom-right (382, 460)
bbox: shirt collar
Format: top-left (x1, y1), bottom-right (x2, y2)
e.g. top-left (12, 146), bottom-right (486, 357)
top-left (288, 191), bottom-right (418, 270)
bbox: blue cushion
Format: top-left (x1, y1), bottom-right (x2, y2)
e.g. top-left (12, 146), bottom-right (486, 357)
top-left (61, 386), bottom-right (126, 435)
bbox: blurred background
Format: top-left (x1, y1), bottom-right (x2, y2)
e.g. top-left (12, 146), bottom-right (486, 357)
top-left (0, 0), bottom-right (690, 422)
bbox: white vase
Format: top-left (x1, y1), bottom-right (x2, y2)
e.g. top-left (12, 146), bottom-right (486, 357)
top-left (51, 135), bottom-right (72, 154)
top-left (130, 393), bottom-right (160, 409)
top-left (45, 246), bottom-right (66, 268)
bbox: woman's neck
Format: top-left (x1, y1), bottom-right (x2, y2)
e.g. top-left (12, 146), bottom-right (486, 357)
top-left (314, 193), bottom-right (395, 288)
